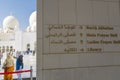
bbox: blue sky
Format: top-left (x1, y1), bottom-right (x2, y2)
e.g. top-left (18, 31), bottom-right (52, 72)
top-left (0, 0), bottom-right (36, 31)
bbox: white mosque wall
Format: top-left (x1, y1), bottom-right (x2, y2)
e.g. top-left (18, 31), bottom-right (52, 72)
top-left (15, 31), bottom-right (22, 51)
top-left (0, 33), bottom-right (15, 41)
top-left (37, 0), bottom-right (120, 80)
top-left (22, 32), bottom-right (36, 51)
top-left (0, 41), bottom-right (15, 49)
top-left (0, 31), bottom-right (36, 52)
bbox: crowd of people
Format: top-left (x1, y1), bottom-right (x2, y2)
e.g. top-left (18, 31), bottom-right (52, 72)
top-left (0, 50), bottom-right (35, 80)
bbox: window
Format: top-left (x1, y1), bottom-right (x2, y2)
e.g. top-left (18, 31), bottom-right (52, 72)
top-left (6, 46), bottom-right (9, 52)
top-left (2, 46), bottom-right (5, 53)
top-left (27, 43), bottom-right (30, 51)
top-left (10, 46), bottom-right (13, 52)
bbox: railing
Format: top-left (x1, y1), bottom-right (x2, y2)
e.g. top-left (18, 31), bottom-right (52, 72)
top-left (0, 66), bottom-right (33, 80)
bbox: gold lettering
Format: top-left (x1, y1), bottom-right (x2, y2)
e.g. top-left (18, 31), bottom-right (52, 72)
top-left (110, 33), bottom-right (118, 37)
top-left (87, 48), bottom-right (102, 52)
top-left (64, 40), bottom-right (76, 44)
top-left (113, 40), bottom-right (120, 44)
top-left (46, 33), bottom-right (63, 38)
top-left (87, 40), bottom-right (99, 44)
top-left (80, 48), bottom-right (84, 51)
top-left (64, 48), bottom-right (77, 53)
top-left (50, 40), bottom-right (63, 44)
top-left (80, 33), bottom-right (83, 37)
top-left (100, 40), bottom-right (112, 44)
top-left (98, 26), bottom-right (113, 30)
top-left (86, 26), bottom-right (97, 30)
top-left (97, 33), bottom-right (109, 37)
top-left (80, 40), bottom-right (83, 44)
top-left (64, 25), bottom-right (76, 30)
top-left (48, 24), bottom-right (63, 31)
top-left (86, 33), bottom-right (96, 37)
top-left (64, 33), bottom-right (76, 37)
top-left (79, 26), bottom-right (83, 29)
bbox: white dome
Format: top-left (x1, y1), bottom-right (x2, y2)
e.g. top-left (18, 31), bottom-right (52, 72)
top-left (3, 16), bottom-right (19, 31)
top-left (29, 11), bottom-right (36, 27)
top-left (31, 23), bottom-right (36, 32)
top-left (26, 26), bottom-right (31, 32)
top-left (3, 28), bottom-right (9, 33)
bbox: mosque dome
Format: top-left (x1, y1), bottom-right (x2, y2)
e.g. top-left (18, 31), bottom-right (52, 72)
top-left (31, 22), bottom-right (36, 32)
top-left (3, 16), bottom-right (19, 31)
top-left (29, 11), bottom-right (36, 27)
top-left (27, 11), bottom-right (36, 32)
top-left (26, 26), bottom-right (31, 32)
top-left (3, 28), bottom-right (9, 33)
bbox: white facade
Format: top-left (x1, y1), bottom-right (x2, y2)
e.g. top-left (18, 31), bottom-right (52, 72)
top-left (0, 11), bottom-right (36, 53)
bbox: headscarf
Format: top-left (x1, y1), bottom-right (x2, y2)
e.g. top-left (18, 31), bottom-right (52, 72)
top-left (3, 53), bottom-right (14, 67)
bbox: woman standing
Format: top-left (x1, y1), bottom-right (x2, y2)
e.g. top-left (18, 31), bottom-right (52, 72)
top-left (3, 53), bottom-right (14, 80)
top-left (16, 54), bottom-right (23, 80)
top-left (14, 51), bottom-right (24, 80)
